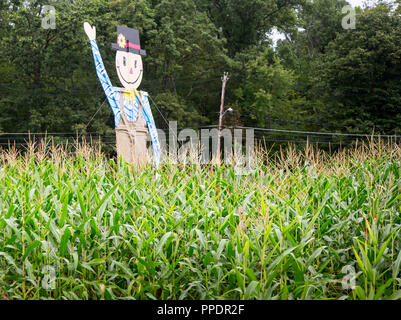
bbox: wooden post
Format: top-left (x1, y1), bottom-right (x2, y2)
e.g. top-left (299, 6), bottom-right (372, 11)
top-left (217, 72), bottom-right (229, 162)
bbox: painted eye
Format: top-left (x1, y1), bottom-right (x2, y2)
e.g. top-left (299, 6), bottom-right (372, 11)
top-left (135, 60), bottom-right (137, 69)
top-left (123, 57), bottom-right (126, 66)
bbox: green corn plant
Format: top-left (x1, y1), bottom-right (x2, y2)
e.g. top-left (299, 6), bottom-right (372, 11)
top-left (0, 140), bottom-right (401, 299)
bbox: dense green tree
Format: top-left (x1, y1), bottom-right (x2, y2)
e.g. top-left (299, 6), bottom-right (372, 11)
top-left (298, 0), bottom-right (349, 58)
top-left (234, 47), bottom-right (311, 130)
top-left (196, 0), bottom-right (300, 55)
top-left (312, 5), bottom-right (401, 134)
top-left (0, 0), bottom-right (233, 133)
top-left (145, 0), bottom-right (231, 127)
top-left (274, 0), bottom-right (363, 132)
top-left (0, 0), bottom-right (117, 133)
top-left (1, 0), bottom-right (401, 141)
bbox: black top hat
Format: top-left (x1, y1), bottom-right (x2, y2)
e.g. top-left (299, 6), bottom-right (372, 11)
top-left (111, 25), bottom-right (146, 56)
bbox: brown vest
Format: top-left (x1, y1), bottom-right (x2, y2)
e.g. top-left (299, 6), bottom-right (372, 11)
top-left (115, 91), bottom-right (149, 166)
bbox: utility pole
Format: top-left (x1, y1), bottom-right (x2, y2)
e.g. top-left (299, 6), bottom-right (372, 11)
top-left (217, 72), bottom-right (229, 162)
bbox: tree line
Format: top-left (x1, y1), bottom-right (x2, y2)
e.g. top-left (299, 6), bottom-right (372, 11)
top-left (0, 0), bottom-right (400, 137)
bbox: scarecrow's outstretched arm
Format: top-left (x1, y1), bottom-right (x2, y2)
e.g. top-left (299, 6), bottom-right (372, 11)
top-left (88, 40), bottom-right (121, 126)
top-left (85, 23), bottom-right (121, 127)
top-left (141, 92), bottom-right (161, 167)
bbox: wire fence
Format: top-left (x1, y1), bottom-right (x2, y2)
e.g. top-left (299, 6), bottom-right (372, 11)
top-left (0, 125), bottom-right (399, 149)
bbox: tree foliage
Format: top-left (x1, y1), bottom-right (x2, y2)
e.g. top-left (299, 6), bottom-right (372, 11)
top-left (0, 0), bottom-right (400, 137)
top-left (312, 4), bottom-right (401, 133)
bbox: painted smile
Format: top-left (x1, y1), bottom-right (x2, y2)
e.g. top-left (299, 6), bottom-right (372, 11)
top-left (117, 67), bottom-right (142, 85)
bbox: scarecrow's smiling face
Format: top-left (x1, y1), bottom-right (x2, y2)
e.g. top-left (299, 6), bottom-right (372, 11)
top-left (115, 51), bottom-right (143, 90)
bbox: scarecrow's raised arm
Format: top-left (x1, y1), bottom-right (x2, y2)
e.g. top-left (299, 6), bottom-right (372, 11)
top-left (84, 22), bottom-right (120, 122)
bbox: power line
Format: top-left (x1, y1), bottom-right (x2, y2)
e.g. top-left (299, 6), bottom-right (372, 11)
top-left (254, 137), bottom-right (352, 146)
top-left (79, 97), bottom-right (108, 138)
top-left (231, 126), bottom-right (401, 139)
top-left (1, 125), bottom-right (400, 138)
top-left (0, 132), bottom-right (110, 136)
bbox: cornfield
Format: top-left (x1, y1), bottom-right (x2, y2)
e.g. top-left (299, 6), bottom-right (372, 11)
top-left (1, 139), bottom-right (401, 300)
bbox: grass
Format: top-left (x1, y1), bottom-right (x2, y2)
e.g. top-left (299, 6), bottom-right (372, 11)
top-left (1, 139), bottom-right (401, 300)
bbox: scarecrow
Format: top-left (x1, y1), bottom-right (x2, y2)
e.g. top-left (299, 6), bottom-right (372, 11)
top-left (84, 22), bottom-right (160, 166)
